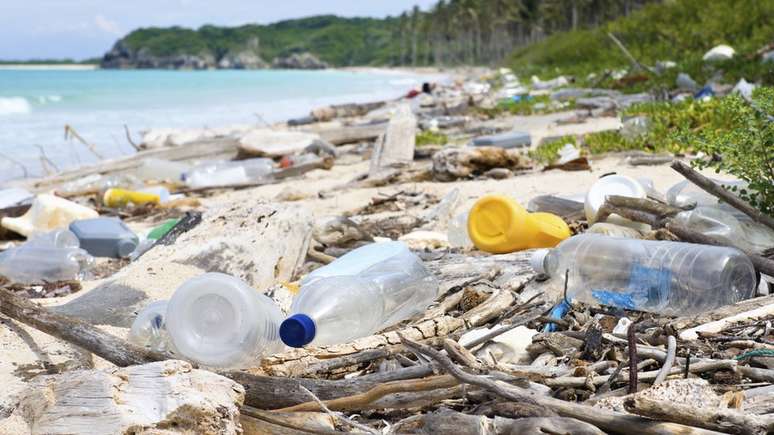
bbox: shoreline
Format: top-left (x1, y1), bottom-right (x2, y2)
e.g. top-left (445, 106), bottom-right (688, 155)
top-left (0, 64), bottom-right (98, 70)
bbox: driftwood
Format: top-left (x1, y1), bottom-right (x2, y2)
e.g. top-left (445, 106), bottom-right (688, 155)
top-left (401, 337), bottom-right (721, 435)
top-left (624, 395), bottom-right (774, 434)
top-left (671, 160), bottom-right (774, 231)
top-left (305, 122), bottom-right (387, 145)
top-left (431, 146), bottom-right (531, 181)
top-left (392, 409), bottom-right (605, 435)
top-left (240, 410), bottom-right (337, 435)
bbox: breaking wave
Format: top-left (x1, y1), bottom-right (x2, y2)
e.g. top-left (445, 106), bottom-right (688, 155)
top-left (0, 97), bottom-right (31, 115)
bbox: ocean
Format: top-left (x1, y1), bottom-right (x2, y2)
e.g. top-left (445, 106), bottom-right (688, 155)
top-left (0, 68), bottom-right (437, 183)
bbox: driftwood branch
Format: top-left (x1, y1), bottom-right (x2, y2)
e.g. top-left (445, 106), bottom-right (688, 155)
top-left (64, 124), bottom-right (105, 160)
top-left (400, 336), bottom-right (717, 434)
top-left (607, 32), bottom-right (656, 74)
top-left (671, 160), bottom-right (774, 231)
top-left (123, 124), bottom-right (141, 151)
top-left (624, 395), bottom-right (774, 434)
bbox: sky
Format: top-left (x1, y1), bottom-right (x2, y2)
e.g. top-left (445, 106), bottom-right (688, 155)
top-left (0, 0), bottom-right (437, 61)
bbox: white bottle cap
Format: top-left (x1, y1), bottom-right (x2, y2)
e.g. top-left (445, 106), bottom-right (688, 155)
top-left (530, 249), bottom-right (550, 275)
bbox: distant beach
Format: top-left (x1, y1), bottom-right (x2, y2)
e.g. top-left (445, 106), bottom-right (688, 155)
top-left (0, 64), bottom-right (98, 70)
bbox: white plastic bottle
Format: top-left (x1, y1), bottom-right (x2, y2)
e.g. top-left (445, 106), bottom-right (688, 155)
top-left (164, 273), bottom-right (284, 368)
top-left (182, 158), bottom-right (274, 188)
top-left (129, 300), bottom-right (176, 353)
top-left (530, 234), bottom-right (757, 316)
top-left (280, 241), bottom-right (439, 348)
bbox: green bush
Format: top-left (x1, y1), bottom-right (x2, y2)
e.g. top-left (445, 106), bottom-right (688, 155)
top-left (677, 87), bottom-right (774, 214)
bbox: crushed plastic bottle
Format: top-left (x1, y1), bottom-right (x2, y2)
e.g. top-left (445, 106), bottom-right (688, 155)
top-left (164, 273), bottom-right (285, 368)
top-left (556, 143), bottom-right (581, 164)
top-left (182, 158), bottom-right (274, 189)
top-left (129, 300), bottom-right (176, 353)
top-left (280, 241), bottom-right (439, 348)
top-left (0, 194), bottom-right (99, 237)
top-left (467, 194), bottom-right (571, 254)
top-left (666, 179), bottom-right (747, 209)
top-left (620, 116), bottom-right (649, 141)
top-left (0, 244), bottom-right (94, 284)
top-left (674, 206), bottom-right (774, 254)
top-left (26, 229), bottom-right (81, 249)
top-left (530, 234), bottom-right (757, 316)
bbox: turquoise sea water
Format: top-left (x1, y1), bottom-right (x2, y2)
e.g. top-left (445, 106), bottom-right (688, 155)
top-left (0, 68), bottom-right (435, 182)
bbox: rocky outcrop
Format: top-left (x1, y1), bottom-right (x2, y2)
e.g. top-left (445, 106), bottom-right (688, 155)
top-left (217, 50), bottom-right (268, 69)
top-left (101, 40), bottom-right (217, 70)
top-left (272, 52), bottom-right (329, 69)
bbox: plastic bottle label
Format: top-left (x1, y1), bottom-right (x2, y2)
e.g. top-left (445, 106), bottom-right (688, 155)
top-left (591, 262), bottom-right (671, 311)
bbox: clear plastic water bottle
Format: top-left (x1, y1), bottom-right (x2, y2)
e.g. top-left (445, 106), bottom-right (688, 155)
top-left (129, 300), bottom-right (176, 353)
top-left (26, 229), bottom-right (81, 249)
top-left (0, 245), bottom-right (94, 284)
top-left (674, 206), bottom-right (774, 254)
top-left (164, 273), bottom-right (284, 368)
top-left (182, 158), bottom-right (274, 188)
top-left (530, 234), bottom-right (757, 316)
top-left (447, 211), bottom-right (473, 249)
top-left (280, 242), bottom-right (439, 348)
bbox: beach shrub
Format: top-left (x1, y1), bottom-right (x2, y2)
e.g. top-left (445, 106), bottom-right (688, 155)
top-left (677, 87), bottom-right (774, 214)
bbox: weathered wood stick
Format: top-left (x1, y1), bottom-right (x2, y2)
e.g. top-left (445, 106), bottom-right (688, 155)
top-left (393, 410), bottom-right (606, 435)
top-left (274, 374), bottom-right (459, 413)
top-left (0, 287), bottom-right (167, 367)
top-left (401, 336), bottom-right (720, 435)
top-left (607, 195), bottom-right (683, 218)
top-left (671, 160), bottom-right (774, 231)
top-left (624, 395), bottom-right (774, 435)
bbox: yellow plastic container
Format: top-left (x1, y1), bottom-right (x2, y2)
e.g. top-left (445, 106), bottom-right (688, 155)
top-left (103, 188), bottom-right (160, 208)
top-left (467, 194), bottom-right (571, 254)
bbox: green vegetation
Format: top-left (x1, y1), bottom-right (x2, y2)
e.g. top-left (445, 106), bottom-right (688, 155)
top-left (476, 95), bottom-right (575, 119)
top-left (679, 87), bottom-right (774, 214)
top-left (509, 0), bottom-right (774, 86)
top-left (529, 136), bottom-right (578, 164)
top-left (120, 16), bottom-right (399, 66)
top-left (416, 130), bottom-right (449, 147)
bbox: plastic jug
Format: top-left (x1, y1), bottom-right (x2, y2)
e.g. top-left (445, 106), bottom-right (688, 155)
top-left (585, 175), bottom-right (647, 224)
top-left (182, 158), bottom-right (274, 189)
top-left (103, 188), bottom-right (160, 208)
top-left (530, 234), bottom-right (757, 316)
top-left (467, 194), bottom-right (571, 254)
top-left (0, 244), bottom-right (93, 284)
top-left (129, 300), bottom-right (176, 353)
top-left (164, 273), bottom-right (284, 368)
top-left (280, 241), bottom-right (439, 348)
top-left (69, 217), bottom-right (139, 258)
top-left (1, 194), bottom-right (99, 237)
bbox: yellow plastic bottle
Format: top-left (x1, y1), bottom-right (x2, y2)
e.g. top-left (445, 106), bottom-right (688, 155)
top-left (103, 188), bottom-right (160, 208)
top-left (467, 194), bottom-right (571, 254)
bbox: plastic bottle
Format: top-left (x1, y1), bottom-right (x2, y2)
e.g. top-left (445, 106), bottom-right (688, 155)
top-left (673, 206), bottom-right (774, 254)
top-left (280, 242), bottom-right (439, 348)
top-left (136, 158), bottom-right (190, 182)
top-left (467, 194), bottom-right (571, 254)
top-left (26, 229), bottom-right (81, 249)
top-left (182, 158), bottom-right (274, 189)
top-left (448, 211), bottom-right (473, 249)
top-left (530, 234), bottom-right (757, 316)
top-left (103, 188), bottom-right (161, 208)
top-left (69, 217), bottom-right (139, 258)
top-left (0, 245), bottom-right (94, 284)
top-left (666, 179), bottom-right (747, 209)
top-left (0, 194), bottom-right (99, 237)
top-left (129, 300), bottom-right (176, 353)
top-left (164, 273), bottom-right (285, 368)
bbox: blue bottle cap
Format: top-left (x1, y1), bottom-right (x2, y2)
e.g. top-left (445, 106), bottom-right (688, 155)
top-left (280, 314), bottom-right (316, 348)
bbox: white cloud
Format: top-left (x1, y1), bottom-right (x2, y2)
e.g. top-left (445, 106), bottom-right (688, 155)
top-left (94, 14), bottom-right (122, 36)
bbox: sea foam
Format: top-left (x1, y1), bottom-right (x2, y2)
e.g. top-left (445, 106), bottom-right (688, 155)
top-left (0, 97), bottom-right (31, 115)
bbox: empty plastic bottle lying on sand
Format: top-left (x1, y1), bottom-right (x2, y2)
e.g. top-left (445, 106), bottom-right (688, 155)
top-left (0, 194), bottom-right (99, 237)
top-left (673, 206), bottom-right (774, 254)
top-left (530, 234), bottom-right (757, 316)
top-left (0, 231), bottom-right (94, 284)
top-left (129, 300), bottom-right (176, 353)
top-left (164, 273), bottom-right (284, 368)
top-left (447, 211), bottom-right (474, 249)
top-left (467, 194), bottom-right (571, 254)
top-left (280, 241), bottom-right (439, 348)
top-left (182, 158), bottom-right (275, 189)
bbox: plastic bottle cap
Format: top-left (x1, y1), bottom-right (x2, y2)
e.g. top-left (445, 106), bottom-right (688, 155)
top-left (280, 314), bottom-right (316, 348)
top-left (116, 239), bottom-right (138, 258)
top-left (530, 249), bottom-right (550, 275)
